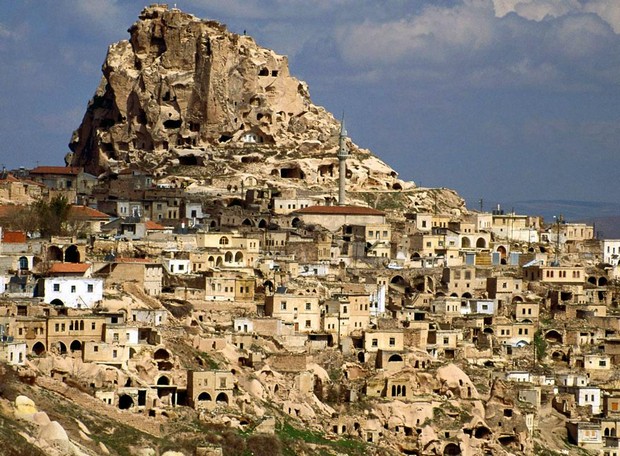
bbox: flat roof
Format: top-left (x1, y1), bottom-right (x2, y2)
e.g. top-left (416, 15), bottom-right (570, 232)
top-left (295, 205), bottom-right (385, 216)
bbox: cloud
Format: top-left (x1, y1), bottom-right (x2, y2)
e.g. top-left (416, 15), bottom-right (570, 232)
top-left (328, 0), bottom-right (620, 92)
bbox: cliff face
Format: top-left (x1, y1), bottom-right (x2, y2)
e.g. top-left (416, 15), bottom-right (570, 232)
top-left (69, 4), bottom-right (466, 215)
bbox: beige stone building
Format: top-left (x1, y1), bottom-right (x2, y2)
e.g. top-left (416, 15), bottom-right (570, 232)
top-left (264, 291), bottom-right (321, 333)
top-left (292, 206), bottom-right (386, 232)
top-left (363, 329), bottom-right (404, 352)
top-left (187, 370), bottom-right (234, 407)
top-left (97, 258), bottom-right (163, 296)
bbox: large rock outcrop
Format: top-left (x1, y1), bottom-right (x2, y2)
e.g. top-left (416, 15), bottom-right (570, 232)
top-left (69, 4), bottom-right (466, 215)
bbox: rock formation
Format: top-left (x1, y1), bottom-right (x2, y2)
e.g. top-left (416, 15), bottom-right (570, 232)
top-left (68, 4), bottom-right (465, 215)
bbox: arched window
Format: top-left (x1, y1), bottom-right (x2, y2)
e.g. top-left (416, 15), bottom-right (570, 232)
top-left (219, 236), bottom-right (229, 245)
top-left (18, 256), bottom-right (28, 270)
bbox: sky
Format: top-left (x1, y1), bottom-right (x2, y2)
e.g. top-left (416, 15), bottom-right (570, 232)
top-left (1, 0), bottom-right (619, 210)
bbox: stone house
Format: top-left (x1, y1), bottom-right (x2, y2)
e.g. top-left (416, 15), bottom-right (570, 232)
top-left (264, 291), bottom-right (321, 333)
top-left (514, 302), bottom-right (540, 321)
top-left (82, 341), bottom-right (131, 367)
top-left (363, 329), bottom-right (404, 353)
top-left (39, 274), bottom-right (103, 309)
top-left (204, 272), bottom-right (254, 302)
top-left (566, 421), bottom-right (603, 450)
top-left (292, 205), bottom-right (386, 233)
top-left (187, 370), bottom-right (235, 408)
top-left (97, 258), bottom-right (163, 296)
top-left (0, 338), bottom-right (27, 365)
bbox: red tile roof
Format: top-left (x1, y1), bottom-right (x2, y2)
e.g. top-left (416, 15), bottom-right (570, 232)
top-left (30, 166), bottom-right (82, 176)
top-left (48, 263), bottom-right (91, 274)
top-left (145, 220), bottom-right (167, 230)
top-left (68, 205), bottom-right (110, 220)
top-left (295, 205), bottom-right (385, 216)
top-left (2, 230), bottom-right (27, 243)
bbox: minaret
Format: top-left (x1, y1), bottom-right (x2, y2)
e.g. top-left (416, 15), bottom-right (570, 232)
top-left (337, 118), bottom-right (348, 206)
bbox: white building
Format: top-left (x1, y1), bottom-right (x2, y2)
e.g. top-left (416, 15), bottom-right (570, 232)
top-left (164, 257), bottom-right (191, 275)
top-left (42, 277), bottom-right (104, 308)
top-left (369, 284), bottom-right (386, 317)
top-left (466, 299), bottom-right (497, 315)
top-left (130, 309), bottom-right (168, 326)
top-left (0, 340), bottom-right (27, 365)
top-left (234, 317), bottom-right (253, 333)
top-left (505, 371), bottom-right (531, 383)
top-left (603, 240), bottom-right (620, 266)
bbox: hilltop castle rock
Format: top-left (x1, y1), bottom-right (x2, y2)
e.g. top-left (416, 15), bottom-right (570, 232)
top-left (69, 4), bottom-right (465, 215)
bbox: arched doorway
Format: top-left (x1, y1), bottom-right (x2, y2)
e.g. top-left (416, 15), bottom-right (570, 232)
top-left (216, 392), bottom-right (229, 404)
top-left (32, 342), bottom-right (45, 356)
top-left (118, 394), bottom-right (134, 410)
top-left (70, 340), bottom-right (82, 352)
top-left (157, 375), bottom-right (170, 386)
top-left (50, 299), bottom-right (64, 307)
top-left (197, 392), bottom-right (211, 402)
top-left (545, 330), bottom-right (563, 344)
top-left (443, 443), bottom-right (462, 455)
top-left (461, 237), bottom-right (471, 248)
top-left (47, 246), bottom-right (63, 262)
top-left (476, 238), bottom-right (486, 249)
top-left (65, 245), bottom-right (80, 263)
top-left (154, 348), bottom-right (170, 360)
top-left (57, 341), bottom-right (67, 355)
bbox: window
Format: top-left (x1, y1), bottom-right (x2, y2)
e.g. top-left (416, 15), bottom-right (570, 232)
top-left (113, 333), bottom-right (119, 342)
top-left (220, 378), bottom-right (227, 388)
top-left (61, 323), bottom-right (65, 331)
top-left (112, 350), bottom-right (117, 358)
top-left (305, 320), bottom-right (311, 328)
top-left (305, 302), bottom-right (311, 310)
top-left (87, 284), bottom-right (94, 293)
top-left (371, 338), bottom-right (378, 347)
top-left (92, 322), bottom-right (96, 330)
top-left (71, 285), bottom-right (76, 293)
top-left (53, 284), bottom-right (60, 292)
top-left (600, 360), bottom-right (607, 367)
top-left (94, 346), bottom-right (99, 352)
top-left (55, 324), bottom-right (59, 332)
top-left (389, 337), bottom-right (396, 346)
top-left (280, 302), bottom-right (287, 311)
top-left (443, 337), bottom-right (449, 345)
